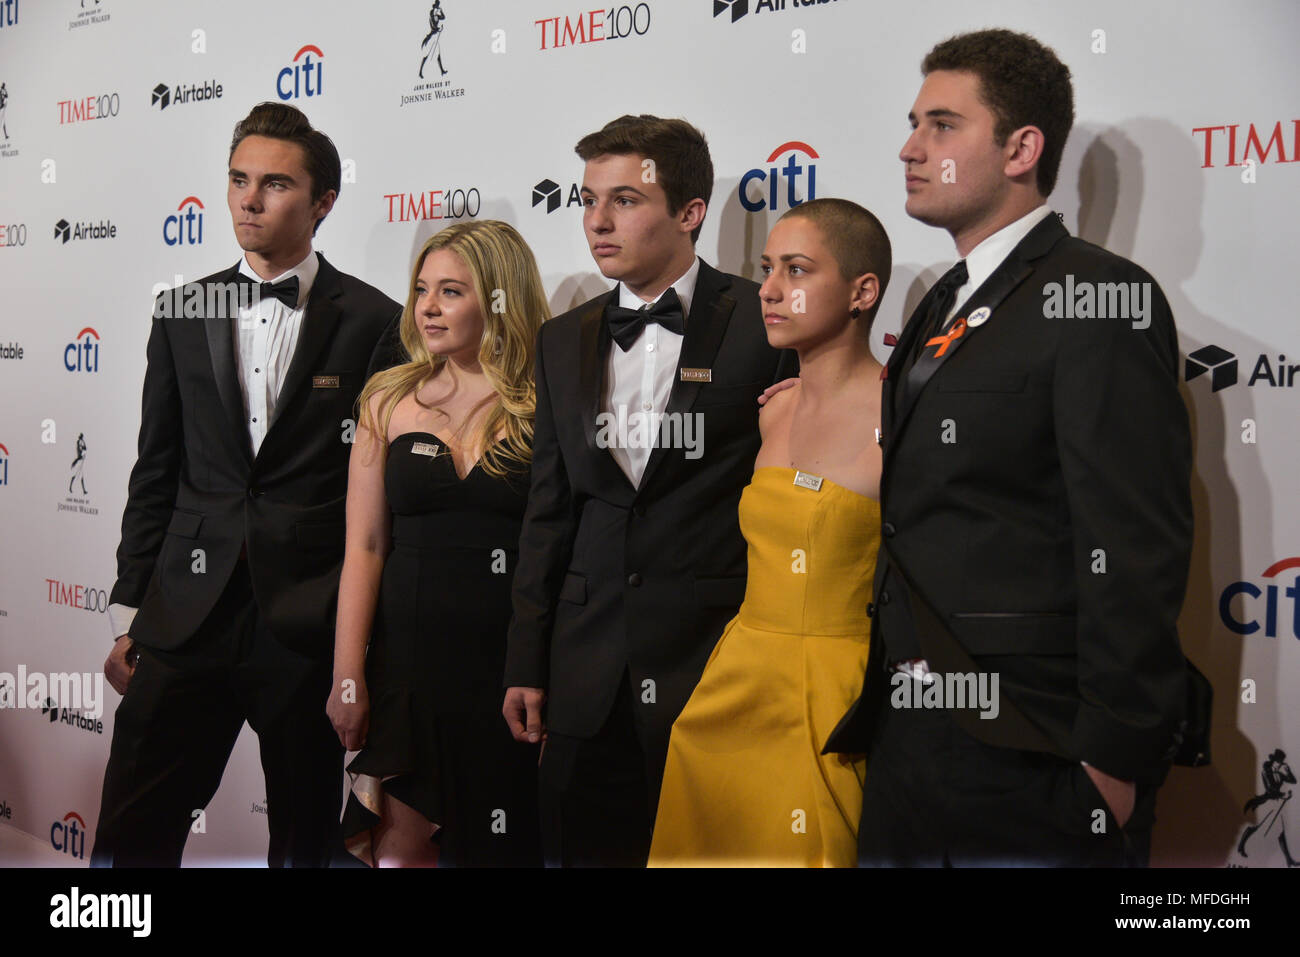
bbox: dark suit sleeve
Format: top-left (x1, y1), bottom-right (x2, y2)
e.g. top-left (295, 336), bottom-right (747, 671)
top-left (364, 307), bottom-right (406, 380)
top-left (504, 323), bottom-right (577, 689)
top-left (1053, 271), bottom-right (1193, 781)
top-left (110, 304), bottom-right (183, 608)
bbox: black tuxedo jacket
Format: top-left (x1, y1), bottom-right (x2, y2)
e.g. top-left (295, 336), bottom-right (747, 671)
top-left (505, 260), bottom-right (794, 759)
top-left (111, 254), bottom-right (401, 658)
top-left (825, 215), bottom-right (1193, 782)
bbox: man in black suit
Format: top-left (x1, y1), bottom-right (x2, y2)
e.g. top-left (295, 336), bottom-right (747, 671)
top-left (91, 102), bottom-right (400, 867)
top-left (824, 29), bottom-right (1193, 866)
top-left (503, 115), bottom-right (793, 866)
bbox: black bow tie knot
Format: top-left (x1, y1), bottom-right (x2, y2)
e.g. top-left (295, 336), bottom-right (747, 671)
top-left (238, 273), bottom-right (301, 310)
top-left (605, 288), bottom-right (685, 351)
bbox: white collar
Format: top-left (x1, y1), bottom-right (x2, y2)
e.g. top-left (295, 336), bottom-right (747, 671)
top-left (237, 249), bottom-right (320, 308)
top-left (959, 205), bottom-right (1054, 298)
top-left (617, 255), bottom-right (701, 320)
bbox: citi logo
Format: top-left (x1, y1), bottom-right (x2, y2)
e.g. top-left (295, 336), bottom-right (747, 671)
top-left (50, 811), bottom-right (87, 859)
top-left (64, 326), bottom-right (99, 372)
top-left (739, 140), bottom-right (818, 212)
top-left (713, 0), bottom-right (837, 22)
top-left (0, 0), bottom-right (17, 29)
top-left (163, 196), bottom-right (204, 246)
top-left (1186, 344), bottom-right (1297, 391)
top-left (0, 442), bottom-right (8, 485)
top-left (54, 217), bottom-right (118, 244)
top-left (531, 178), bottom-right (581, 213)
top-left (1221, 556), bottom-right (1300, 639)
top-left (1191, 120), bottom-right (1299, 168)
top-left (277, 44), bottom-right (324, 100)
top-left (151, 79), bottom-right (223, 111)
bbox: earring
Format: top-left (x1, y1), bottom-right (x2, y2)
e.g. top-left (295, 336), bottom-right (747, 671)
top-left (850, 307), bottom-right (861, 319)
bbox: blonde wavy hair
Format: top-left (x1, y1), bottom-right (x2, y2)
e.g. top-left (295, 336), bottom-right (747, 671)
top-left (358, 220), bottom-right (550, 478)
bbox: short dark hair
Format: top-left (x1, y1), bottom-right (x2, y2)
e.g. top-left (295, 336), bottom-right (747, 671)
top-left (922, 29), bottom-right (1074, 196)
top-left (780, 198), bottom-right (892, 325)
top-left (229, 102), bottom-right (341, 234)
top-left (575, 115), bottom-right (714, 243)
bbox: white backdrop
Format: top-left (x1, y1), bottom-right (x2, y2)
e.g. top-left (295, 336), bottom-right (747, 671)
top-left (0, 0), bottom-right (1295, 867)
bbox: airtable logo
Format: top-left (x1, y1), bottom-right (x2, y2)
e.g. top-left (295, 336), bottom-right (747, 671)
top-left (713, 0), bottom-right (838, 22)
top-left (151, 79), bottom-right (222, 111)
top-left (1186, 344), bottom-right (1298, 391)
top-left (532, 178), bottom-right (581, 213)
top-left (739, 141), bottom-right (818, 212)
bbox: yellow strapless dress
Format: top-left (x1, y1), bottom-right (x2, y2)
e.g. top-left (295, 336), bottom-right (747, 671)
top-left (648, 466), bottom-right (879, 867)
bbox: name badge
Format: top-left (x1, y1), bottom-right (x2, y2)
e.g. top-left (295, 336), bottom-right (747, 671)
top-left (793, 470), bottom-right (824, 492)
top-left (680, 367), bottom-right (712, 382)
top-left (312, 375), bottom-right (340, 389)
top-left (410, 442), bottom-right (440, 457)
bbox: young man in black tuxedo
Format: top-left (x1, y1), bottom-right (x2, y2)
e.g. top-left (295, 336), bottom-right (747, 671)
top-left (503, 115), bottom-right (795, 866)
top-left (823, 30), bottom-right (1194, 866)
top-left (91, 103), bottom-right (401, 867)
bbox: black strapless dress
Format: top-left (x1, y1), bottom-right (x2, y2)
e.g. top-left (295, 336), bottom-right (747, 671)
top-left (341, 432), bottom-right (541, 866)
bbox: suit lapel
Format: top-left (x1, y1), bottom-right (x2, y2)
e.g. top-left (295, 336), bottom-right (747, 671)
top-left (889, 216), bottom-right (1068, 452)
top-left (578, 289), bottom-right (639, 495)
top-left (266, 254), bottom-right (344, 437)
top-left (202, 263), bottom-right (253, 464)
top-left (637, 261), bottom-right (736, 495)
top-left (579, 290), bottom-right (618, 453)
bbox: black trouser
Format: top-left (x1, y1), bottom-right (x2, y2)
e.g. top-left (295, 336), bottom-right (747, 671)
top-left (91, 559), bottom-right (343, 868)
top-left (538, 674), bottom-right (656, 867)
top-left (857, 672), bottom-right (1160, 867)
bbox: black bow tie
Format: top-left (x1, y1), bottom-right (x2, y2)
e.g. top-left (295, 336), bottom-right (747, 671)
top-left (238, 273), bottom-right (300, 310)
top-left (604, 288), bottom-right (685, 351)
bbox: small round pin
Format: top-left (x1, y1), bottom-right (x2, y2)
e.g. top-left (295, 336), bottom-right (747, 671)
top-left (966, 306), bottom-right (992, 328)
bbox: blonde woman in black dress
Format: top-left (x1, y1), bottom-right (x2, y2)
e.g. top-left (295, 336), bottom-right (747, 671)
top-left (328, 220), bottom-right (549, 866)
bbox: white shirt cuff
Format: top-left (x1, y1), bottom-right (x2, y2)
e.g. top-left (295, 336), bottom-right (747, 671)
top-left (108, 603), bottom-right (137, 640)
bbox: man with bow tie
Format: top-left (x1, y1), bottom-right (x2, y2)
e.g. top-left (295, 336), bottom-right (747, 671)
top-left (91, 102), bottom-right (400, 867)
top-left (504, 114), bottom-right (796, 866)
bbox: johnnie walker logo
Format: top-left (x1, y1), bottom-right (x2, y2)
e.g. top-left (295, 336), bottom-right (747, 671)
top-left (401, 1), bottom-right (466, 107)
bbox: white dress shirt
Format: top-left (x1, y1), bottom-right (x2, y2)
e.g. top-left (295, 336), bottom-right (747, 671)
top-left (234, 250), bottom-right (318, 456)
top-left (945, 204), bottom-right (1054, 324)
top-left (603, 257), bottom-right (700, 487)
top-left (108, 250), bottom-right (319, 639)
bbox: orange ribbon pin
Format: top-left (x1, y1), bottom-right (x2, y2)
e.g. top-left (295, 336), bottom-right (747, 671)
top-left (925, 317), bottom-right (967, 357)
